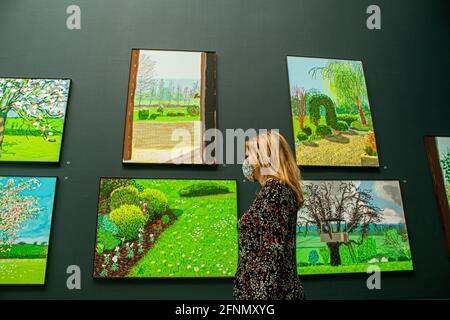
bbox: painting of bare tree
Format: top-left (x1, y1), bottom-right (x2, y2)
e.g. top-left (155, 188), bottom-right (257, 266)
top-left (297, 180), bottom-right (413, 275)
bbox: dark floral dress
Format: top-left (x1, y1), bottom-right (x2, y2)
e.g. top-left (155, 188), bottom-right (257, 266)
top-left (234, 179), bottom-right (305, 300)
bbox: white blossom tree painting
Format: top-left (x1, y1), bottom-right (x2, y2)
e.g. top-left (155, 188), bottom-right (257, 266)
top-left (0, 176), bottom-right (57, 284)
top-left (0, 78), bottom-right (70, 162)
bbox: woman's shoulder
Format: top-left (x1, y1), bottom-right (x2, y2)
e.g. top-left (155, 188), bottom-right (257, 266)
top-left (260, 178), bottom-right (294, 202)
top-left (262, 178), bottom-right (288, 194)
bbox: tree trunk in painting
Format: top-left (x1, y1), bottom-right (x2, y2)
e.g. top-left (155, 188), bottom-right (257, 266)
top-left (327, 242), bottom-right (342, 266)
top-left (297, 115), bottom-right (305, 131)
top-left (0, 115), bottom-right (6, 157)
top-left (355, 96), bottom-right (367, 125)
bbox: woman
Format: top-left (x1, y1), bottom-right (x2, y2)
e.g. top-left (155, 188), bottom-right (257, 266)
top-left (234, 131), bottom-right (305, 300)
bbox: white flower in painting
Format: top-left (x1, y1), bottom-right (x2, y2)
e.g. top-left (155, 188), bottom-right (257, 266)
top-left (48, 132), bottom-right (54, 136)
top-left (112, 256), bottom-right (118, 263)
top-left (114, 246), bottom-right (120, 252)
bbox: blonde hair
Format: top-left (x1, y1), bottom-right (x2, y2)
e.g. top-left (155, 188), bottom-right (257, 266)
top-left (246, 131), bottom-right (304, 208)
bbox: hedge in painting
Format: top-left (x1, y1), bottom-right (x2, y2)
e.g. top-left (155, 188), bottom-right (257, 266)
top-left (93, 178), bottom-right (238, 278)
top-left (296, 180), bottom-right (413, 275)
top-left (0, 78), bottom-right (70, 162)
top-left (0, 176), bottom-right (56, 284)
top-left (287, 57), bottom-right (379, 167)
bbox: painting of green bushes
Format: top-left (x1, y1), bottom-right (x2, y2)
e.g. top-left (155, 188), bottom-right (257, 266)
top-left (297, 180), bottom-right (413, 275)
top-left (287, 56), bottom-right (379, 167)
top-left (93, 178), bottom-right (238, 278)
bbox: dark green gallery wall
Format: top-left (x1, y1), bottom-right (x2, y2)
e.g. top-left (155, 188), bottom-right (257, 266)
top-left (0, 0), bottom-right (449, 300)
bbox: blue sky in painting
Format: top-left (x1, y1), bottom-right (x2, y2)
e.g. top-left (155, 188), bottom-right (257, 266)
top-left (286, 56), bottom-right (364, 98)
top-left (0, 176), bottom-right (57, 244)
top-left (287, 56), bottom-right (332, 95)
top-left (301, 180), bottom-right (406, 225)
top-left (358, 181), bottom-right (406, 224)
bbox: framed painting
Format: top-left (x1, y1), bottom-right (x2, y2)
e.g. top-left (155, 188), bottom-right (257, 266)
top-left (0, 176), bottom-right (57, 285)
top-left (93, 178), bottom-right (238, 278)
top-left (122, 49), bottom-right (217, 165)
top-left (0, 78), bottom-right (71, 162)
top-left (296, 180), bottom-right (413, 275)
top-left (286, 56), bottom-right (379, 167)
top-left (424, 136), bottom-right (450, 256)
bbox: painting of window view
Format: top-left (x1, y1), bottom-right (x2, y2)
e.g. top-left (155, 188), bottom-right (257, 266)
top-left (296, 180), bottom-right (413, 275)
top-left (0, 78), bottom-right (70, 162)
top-left (123, 49), bottom-right (217, 164)
top-left (93, 178), bottom-right (237, 278)
top-left (287, 56), bottom-right (379, 167)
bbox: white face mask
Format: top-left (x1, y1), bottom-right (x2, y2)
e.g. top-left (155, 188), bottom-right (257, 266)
top-left (242, 159), bottom-right (256, 182)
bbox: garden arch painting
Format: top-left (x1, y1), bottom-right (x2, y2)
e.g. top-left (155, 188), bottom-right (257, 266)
top-left (296, 180), bottom-right (413, 275)
top-left (93, 178), bottom-right (237, 278)
top-left (123, 49), bottom-right (217, 165)
top-left (286, 56), bottom-right (379, 167)
top-left (0, 78), bottom-right (70, 162)
top-left (0, 176), bottom-right (57, 284)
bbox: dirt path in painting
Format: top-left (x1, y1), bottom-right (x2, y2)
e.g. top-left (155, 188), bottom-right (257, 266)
top-left (130, 121), bottom-right (202, 163)
top-left (297, 133), bottom-right (378, 166)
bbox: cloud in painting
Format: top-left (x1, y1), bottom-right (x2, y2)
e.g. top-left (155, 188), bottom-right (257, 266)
top-left (381, 207), bottom-right (405, 224)
top-left (373, 181), bottom-right (402, 206)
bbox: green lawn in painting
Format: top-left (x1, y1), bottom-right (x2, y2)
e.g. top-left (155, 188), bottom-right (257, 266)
top-left (0, 135), bottom-right (62, 162)
top-left (298, 261), bottom-right (413, 275)
top-left (0, 118), bottom-right (64, 162)
top-left (0, 244), bottom-right (48, 259)
top-left (0, 259), bottom-right (47, 285)
top-left (94, 179), bottom-right (238, 278)
top-left (133, 107), bottom-right (200, 122)
top-left (296, 234), bottom-right (414, 275)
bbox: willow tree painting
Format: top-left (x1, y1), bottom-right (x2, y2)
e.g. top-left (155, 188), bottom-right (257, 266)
top-left (123, 49), bottom-right (217, 165)
top-left (287, 56), bottom-right (379, 167)
top-left (0, 176), bottom-right (57, 284)
top-left (296, 180), bottom-right (413, 275)
top-left (0, 78), bottom-right (70, 162)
